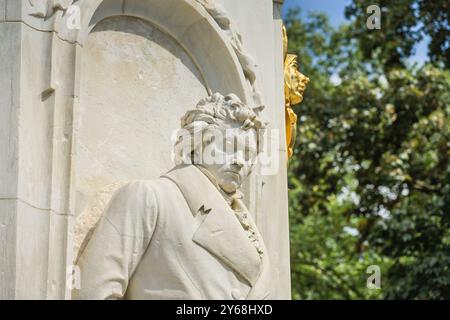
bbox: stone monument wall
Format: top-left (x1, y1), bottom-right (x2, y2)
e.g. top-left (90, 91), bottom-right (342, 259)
top-left (0, 0), bottom-right (289, 299)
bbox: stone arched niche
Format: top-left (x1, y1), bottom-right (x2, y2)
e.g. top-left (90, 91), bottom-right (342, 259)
top-left (66, 0), bottom-right (257, 268)
top-left (37, 0), bottom-right (260, 297)
top-left (72, 15), bottom-right (208, 257)
top-left (1, 0), bottom-right (289, 300)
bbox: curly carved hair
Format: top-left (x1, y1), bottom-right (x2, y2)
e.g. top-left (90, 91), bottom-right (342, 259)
top-left (173, 93), bottom-right (267, 165)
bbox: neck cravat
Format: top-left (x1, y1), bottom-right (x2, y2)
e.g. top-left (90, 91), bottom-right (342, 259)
top-left (195, 165), bottom-right (264, 257)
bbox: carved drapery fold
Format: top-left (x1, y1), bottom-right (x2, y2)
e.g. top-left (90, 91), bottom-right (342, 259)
top-left (195, 0), bottom-right (262, 106)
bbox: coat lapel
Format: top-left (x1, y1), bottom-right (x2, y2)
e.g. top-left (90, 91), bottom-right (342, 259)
top-left (161, 165), bottom-right (262, 287)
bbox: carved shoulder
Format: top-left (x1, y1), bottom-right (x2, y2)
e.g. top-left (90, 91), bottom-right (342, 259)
top-left (103, 180), bottom-right (160, 237)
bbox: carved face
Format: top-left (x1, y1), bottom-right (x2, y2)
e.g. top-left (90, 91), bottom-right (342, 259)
top-left (200, 124), bottom-right (258, 193)
top-left (285, 54), bottom-right (309, 105)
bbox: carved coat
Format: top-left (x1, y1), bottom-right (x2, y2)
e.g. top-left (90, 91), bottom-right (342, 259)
top-left (73, 165), bottom-right (272, 300)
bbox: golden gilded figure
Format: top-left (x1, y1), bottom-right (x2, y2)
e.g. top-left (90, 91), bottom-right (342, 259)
top-left (283, 25), bottom-right (309, 160)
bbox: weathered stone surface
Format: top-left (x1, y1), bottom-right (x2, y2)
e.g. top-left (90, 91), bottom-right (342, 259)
top-left (74, 94), bottom-right (271, 300)
top-left (73, 16), bottom-right (207, 241)
top-left (0, 0), bottom-right (6, 21)
top-left (0, 22), bottom-right (21, 300)
top-left (0, 22), bottom-right (20, 199)
top-left (0, 0), bottom-right (290, 299)
top-left (0, 200), bottom-right (16, 299)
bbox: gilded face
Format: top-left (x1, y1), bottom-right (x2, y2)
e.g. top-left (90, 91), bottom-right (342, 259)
top-left (285, 54), bottom-right (309, 105)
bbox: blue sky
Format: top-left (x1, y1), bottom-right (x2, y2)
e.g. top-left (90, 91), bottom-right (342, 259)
top-left (282, 0), bottom-right (351, 27)
top-left (281, 0), bottom-right (429, 65)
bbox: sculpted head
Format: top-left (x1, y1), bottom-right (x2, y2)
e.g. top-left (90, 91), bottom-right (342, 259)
top-left (284, 54), bottom-right (310, 106)
top-left (174, 93), bottom-right (267, 193)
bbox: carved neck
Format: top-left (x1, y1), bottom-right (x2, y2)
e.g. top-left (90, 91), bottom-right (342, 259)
top-left (195, 165), bottom-right (243, 206)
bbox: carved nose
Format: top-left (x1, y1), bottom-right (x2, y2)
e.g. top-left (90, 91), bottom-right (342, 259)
top-left (231, 161), bottom-right (244, 170)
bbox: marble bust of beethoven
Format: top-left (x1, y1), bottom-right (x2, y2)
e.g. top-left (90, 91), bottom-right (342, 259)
top-left (73, 93), bottom-right (272, 300)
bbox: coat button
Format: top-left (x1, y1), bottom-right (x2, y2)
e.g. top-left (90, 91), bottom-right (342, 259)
top-left (231, 288), bottom-right (244, 300)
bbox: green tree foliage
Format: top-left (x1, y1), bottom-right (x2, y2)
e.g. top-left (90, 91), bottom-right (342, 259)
top-left (345, 0), bottom-right (449, 69)
top-left (285, 2), bottom-right (450, 299)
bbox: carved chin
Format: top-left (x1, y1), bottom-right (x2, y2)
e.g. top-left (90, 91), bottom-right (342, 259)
top-left (290, 93), bottom-right (303, 105)
top-left (220, 175), bottom-right (241, 192)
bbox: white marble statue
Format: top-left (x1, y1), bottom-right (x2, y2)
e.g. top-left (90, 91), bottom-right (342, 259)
top-left (73, 93), bottom-right (272, 300)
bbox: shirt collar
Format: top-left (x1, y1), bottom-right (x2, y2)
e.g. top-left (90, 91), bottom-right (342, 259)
top-left (195, 165), bottom-right (243, 206)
